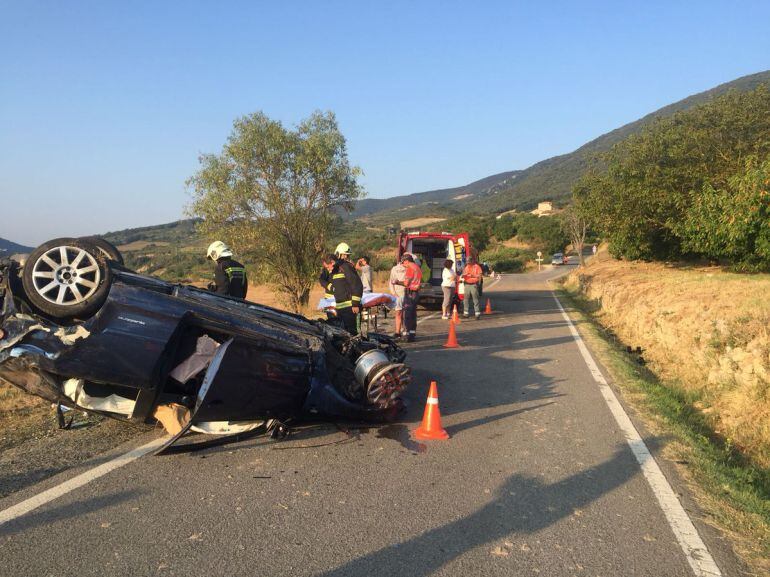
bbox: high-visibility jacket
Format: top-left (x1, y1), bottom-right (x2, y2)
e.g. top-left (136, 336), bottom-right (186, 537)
top-left (403, 261), bottom-right (422, 291)
top-left (214, 257), bottom-right (248, 298)
top-left (462, 263), bottom-right (483, 285)
top-left (323, 259), bottom-right (363, 309)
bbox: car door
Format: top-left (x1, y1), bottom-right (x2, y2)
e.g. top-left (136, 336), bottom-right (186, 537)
top-left (192, 337), bottom-right (312, 423)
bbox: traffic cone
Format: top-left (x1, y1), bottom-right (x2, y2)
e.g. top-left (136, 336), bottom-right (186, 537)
top-left (414, 381), bottom-right (449, 440)
top-left (484, 298), bottom-right (493, 314)
top-left (443, 319), bottom-right (460, 348)
top-left (452, 304), bottom-right (461, 324)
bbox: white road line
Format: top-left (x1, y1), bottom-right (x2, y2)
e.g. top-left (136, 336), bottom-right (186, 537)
top-left (551, 293), bottom-right (722, 577)
top-left (0, 436), bottom-right (167, 527)
top-left (416, 311), bottom-right (441, 325)
top-left (485, 276), bottom-right (502, 290)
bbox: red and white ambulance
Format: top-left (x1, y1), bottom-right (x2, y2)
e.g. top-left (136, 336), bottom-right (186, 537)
top-left (396, 231), bottom-right (478, 306)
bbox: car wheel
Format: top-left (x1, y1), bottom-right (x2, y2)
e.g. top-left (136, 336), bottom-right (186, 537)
top-left (22, 238), bottom-right (112, 321)
top-left (79, 236), bottom-right (124, 265)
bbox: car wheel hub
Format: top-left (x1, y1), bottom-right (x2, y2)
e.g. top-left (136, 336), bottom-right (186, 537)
top-left (31, 246), bottom-right (101, 306)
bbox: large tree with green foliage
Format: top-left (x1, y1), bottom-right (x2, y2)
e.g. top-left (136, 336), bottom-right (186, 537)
top-left (188, 111), bottom-right (364, 311)
top-left (575, 86), bottom-right (770, 264)
top-left (680, 157), bottom-right (770, 268)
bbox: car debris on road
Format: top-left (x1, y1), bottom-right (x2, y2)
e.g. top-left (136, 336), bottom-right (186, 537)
top-left (0, 237), bottom-right (412, 454)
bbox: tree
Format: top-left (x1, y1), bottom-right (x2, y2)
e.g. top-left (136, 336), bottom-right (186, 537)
top-left (575, 85), bottom-right (770, 263)
top-left (187, 111), bottom-right (364, 312)
top-left (562, 205), bottom-right (589, 266)
top-left (680, 156), bottom-right (770, 268)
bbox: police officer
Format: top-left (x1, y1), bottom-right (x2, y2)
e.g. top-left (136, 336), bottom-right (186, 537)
top-left (206, 241), bottom-right (248, 298)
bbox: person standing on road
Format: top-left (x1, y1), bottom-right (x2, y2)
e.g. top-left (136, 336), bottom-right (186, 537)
top-left (461, 255), bottom-right (483, 319)
top-left (206, 241), bottom-right (248, 299)
top-left (441, 259), bottom-right (456, 320)
top-left (321, 252), bottom-right (364, 335)
top-left (356, 256), bottom-right (373, 293)
top-left (397, 253), bottom-right (422, 342)
top-left (388, 259), bottom-right (407, 339)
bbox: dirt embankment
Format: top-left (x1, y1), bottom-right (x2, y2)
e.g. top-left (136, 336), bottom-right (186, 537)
top-left (564, 255), bottom-right (770, 468)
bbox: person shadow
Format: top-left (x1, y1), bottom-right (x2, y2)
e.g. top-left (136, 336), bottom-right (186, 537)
top-left (314, 446), bottom-right (643, 577)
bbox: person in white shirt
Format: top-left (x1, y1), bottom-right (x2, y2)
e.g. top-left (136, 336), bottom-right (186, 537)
top-left (389, 260), bottom-right (407, 338)
top-left (356, 256), bottom-right (373, 293)
top-left (441, 259), bottom-right (457, 320)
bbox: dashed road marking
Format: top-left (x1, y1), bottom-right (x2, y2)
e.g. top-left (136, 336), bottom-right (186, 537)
top-left (552, 292), bottom-right (722, 577)
top-left (0, 436), bottom-right (167, 527)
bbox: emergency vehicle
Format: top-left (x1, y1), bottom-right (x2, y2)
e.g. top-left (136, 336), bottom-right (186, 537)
top-left (396, 231), bottom-right (480, 307)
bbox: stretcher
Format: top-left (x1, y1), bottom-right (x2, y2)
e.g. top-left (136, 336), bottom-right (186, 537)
top-left (317, 292), bottom-right (397, 334)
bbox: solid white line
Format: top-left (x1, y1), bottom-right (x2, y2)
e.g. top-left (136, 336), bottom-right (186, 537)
top-left (551, 293), bottom-right (722, 577)
top-left (0, 436), bottom-right (167, 527)
top-left (416, 311), bottom-right (441, 325)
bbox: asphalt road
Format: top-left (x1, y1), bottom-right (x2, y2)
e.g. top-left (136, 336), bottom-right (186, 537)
top-left (0, 268), bottom-right (745, 576)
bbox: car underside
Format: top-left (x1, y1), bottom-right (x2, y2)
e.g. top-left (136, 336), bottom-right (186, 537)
top-left (0, 238), bottom-right (411, 453)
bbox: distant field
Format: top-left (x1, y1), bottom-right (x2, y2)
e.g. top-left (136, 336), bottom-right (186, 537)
top-left (117, 240), bottom-right (170, 251)
top-left (400, 217), bottom-right (446, 229)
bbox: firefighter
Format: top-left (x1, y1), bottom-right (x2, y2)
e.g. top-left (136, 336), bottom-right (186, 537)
top-left (206, 241), bottom-right (248, 299)
top-left (398, 253), bottom-right (422, 342)
top-left (321, 252), bottom-right (363, 334)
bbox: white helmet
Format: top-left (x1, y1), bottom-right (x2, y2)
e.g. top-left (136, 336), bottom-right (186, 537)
top-left (206, 241), bottom-right (233, 260)
top-left (334, 242), bottom-right (351, 257)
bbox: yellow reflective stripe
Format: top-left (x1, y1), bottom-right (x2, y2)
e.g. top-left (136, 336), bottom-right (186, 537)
top-left (351, 295), bottom-right (361, 302)
top-left (336, 300), bottom-right (352, 308)
top-left (332, 274), bottom-right (346, 279)
top-left (324, 293), bottom-right (333, 299)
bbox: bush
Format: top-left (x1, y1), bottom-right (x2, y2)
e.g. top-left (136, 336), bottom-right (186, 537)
top-left (576, 85), bottom-right (770, 265)
top-left (480, 246), bottom-right (527, 273)
top-left (513, 213), bottom-right (569, 254)
top-left (681, 157), bottom-right (770, 269)
top-left (492, 215), bottom-right (517, 241)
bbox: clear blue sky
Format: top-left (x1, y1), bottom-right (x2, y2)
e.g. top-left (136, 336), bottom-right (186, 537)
top-left (1, 1), bottom-right (768, 245)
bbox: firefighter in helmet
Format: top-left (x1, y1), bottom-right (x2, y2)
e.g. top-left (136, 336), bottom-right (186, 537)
top-left (206, 241), bottom-right (248, 299)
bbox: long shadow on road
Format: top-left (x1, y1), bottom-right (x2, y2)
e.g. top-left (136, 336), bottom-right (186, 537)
top-left (314, 446), bottom-right (642, 577)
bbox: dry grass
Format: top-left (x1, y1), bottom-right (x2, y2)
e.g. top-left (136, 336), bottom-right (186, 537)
top-left (564, 250), bottom-right (770, 468)
top-left (0, 383), bottom-right (51, 448)
top-left (116, 240), bottom-right (170, 251)
top-left (400, 217), bottom-right (446, 229)
top-left (245, 270), bottom-right (394, 317)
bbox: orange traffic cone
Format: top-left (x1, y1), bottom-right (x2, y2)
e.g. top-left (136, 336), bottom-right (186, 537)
top-left (452, 304), bottom-right (461, 324)
top-left (484, 298), bottom-right (493, 314)
top-left (443, 319), bottom-right (460, 348)
top-left (414, 381), bottom-right (449, 440)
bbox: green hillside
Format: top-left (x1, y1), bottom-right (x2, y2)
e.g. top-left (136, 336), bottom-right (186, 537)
top-left (352, 170), bottom-right (521, 218)
top-left (361, 70), bottom-right (770, 221)
top-left (467, 69), bottom-right (770, 215)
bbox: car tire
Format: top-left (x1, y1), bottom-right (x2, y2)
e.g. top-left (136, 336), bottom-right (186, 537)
top-left (22, 238), bottom-right (113, 321)
top-left (79, 236), bottom-right (124, 265)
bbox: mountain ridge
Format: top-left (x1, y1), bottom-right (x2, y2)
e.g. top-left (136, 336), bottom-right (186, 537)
top-left (0, 238), bottom-right (33, 255)
top-left (361, 69), bottom-right (770, 219)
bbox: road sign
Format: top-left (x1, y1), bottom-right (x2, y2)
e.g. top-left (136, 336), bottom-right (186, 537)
top-left (536, 251), bottom-right (542, 257)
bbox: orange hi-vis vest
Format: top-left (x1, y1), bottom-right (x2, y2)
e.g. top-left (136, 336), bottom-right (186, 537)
top-left (463, 263), bottom-right (483, 285)
top-left (403, 261), bottom-right (422, 291)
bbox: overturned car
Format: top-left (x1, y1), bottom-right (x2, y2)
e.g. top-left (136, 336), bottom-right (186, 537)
top-left (0, 238), bottom-right (410, 452)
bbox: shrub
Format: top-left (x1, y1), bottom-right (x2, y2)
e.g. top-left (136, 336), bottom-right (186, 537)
top-left (480, 246), bottom-right (526, 273)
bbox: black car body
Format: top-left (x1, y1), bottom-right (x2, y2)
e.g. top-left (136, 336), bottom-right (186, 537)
top-left (0, 239), bottom-right (410, 450)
